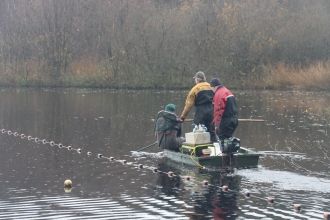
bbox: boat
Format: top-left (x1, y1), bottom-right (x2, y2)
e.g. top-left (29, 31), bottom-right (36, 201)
top-left (164, 142), bottom-right (262, 168)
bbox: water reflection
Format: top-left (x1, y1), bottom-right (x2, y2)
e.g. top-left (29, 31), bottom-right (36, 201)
top-left (154, 161), bottom-right (242, 219)
top-left (0, 88), bottom-right (330, 219)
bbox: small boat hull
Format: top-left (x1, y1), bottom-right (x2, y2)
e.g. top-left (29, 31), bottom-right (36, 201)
top-left (164, 147), bottom-right (261, 168)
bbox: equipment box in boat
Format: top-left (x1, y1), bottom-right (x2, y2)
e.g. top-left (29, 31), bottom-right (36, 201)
top-left (181, 142), bottom-right (213, 157)
top-left (185, 132), bottom-right (210, 145)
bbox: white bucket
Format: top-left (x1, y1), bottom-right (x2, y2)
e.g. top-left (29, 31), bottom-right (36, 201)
top-left (209, 142), bottom-right (222, 156)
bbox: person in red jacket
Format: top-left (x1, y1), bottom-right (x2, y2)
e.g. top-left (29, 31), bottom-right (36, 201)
top-left (209, 78), bottom-right (238, 144)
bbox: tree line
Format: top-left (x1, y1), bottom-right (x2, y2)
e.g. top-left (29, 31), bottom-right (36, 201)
top-left (0, 0), bottom-right (329, 89)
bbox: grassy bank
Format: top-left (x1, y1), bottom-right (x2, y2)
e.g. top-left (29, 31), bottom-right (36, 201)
top-left (263, 60), bottom-right (330, 90)
top-left (0, 59), bottom-right (329, 90)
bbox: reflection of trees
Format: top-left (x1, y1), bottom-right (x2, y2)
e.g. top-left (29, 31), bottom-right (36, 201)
top-left (155, 161), bottom-right (241, 219)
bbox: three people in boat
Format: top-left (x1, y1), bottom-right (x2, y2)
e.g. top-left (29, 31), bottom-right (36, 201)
top-left (155, 73), bottom-right (238, 151)
top-left (209, 78), bottom-right (238, 144)
top-left (155, 104), bottom-right (186, 151)
top-left (177, 71), bottom-right (217, 142)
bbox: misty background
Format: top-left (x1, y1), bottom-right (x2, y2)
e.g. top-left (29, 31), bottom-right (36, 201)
top-left (0, 0), bottom-right (329, 88)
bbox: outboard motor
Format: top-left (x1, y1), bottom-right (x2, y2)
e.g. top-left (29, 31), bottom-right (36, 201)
top-left (221, 137), bottom-right (240, 154)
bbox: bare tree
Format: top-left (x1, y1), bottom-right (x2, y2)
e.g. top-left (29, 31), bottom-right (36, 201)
top-left (0, 0), bottom-right (330, 88)
top-left (29, 0), bottom-right (78, 83)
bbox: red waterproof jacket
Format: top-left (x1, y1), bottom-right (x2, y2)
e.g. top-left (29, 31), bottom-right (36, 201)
top-left (212, 86), bottom-right (238, 139)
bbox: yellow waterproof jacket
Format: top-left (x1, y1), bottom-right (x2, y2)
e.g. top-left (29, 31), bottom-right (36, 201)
top-left (180, 82), bottom-right (214, 118)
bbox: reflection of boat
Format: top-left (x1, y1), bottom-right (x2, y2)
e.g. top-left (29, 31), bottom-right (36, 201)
top-left (164, 143), bottom-right (261, 168)
top-left (155, 159), bottom-right (243, 219)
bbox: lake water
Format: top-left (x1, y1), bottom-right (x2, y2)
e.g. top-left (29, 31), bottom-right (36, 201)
top-left (0, 88), bottom-right (329, 219)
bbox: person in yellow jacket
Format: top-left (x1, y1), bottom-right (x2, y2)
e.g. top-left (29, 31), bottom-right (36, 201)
top-left (178, 71), bottom-right (216, 142)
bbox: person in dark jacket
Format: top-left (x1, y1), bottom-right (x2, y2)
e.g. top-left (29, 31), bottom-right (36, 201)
top-left (178, 71), bottom-right (216, 142)
top-left (155, 104), bottom-right (185, 151)
top-left (210, 78), bottom-right (238, 143)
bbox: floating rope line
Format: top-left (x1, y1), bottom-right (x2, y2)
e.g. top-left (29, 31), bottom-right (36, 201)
top-left (1, 129), bottom-right (82, 153)
top-left (1, 128), bottom-right (184, 178)
top-left (111, 156), bottom-right (307, 211)
top-left (0, 129), bottom-right (256, 189)
top-left (1, 127), bottom-right (224, 187)
top-left (101, 150), bottom-right (308, 213)
top-left (96, 153), bottom-right (183, 178)
top-left (1, 128), bottom-right (321, 214)
top-left (94, 152), bottom-right (227, 189)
